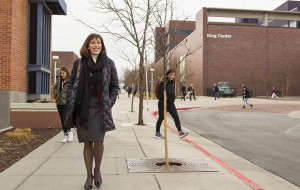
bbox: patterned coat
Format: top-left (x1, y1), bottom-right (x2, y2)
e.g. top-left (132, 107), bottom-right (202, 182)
top-left (64, 58), bottom-right (119, 132)
top-left (53, 78), bottom-right (68, 105)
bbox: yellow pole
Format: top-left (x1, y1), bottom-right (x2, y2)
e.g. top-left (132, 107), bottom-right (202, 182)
top-left (163, 90), bottom-right (169, 167)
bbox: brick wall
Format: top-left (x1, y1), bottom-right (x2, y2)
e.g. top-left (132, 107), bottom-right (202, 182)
top-left (154, 27), bottom-right (165, 63)
top-left (0, 0), bottom-right (28, 92)
top-left (0, 0), bottom-right (12, 91)
top-left (205, 24), bottom-right (300, 96)
top-left (11, 0), bottom-right (28, 92)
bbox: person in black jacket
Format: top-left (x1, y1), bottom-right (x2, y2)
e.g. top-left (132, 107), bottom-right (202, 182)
top-left (242, 86), bottom-right (253, 108)
top-left (188, 84), bottom-right (196, 101)
top-left (65, 33), bottom-right (119, 189)
top-left (213, 83), bottom-right (220, 100)
top-left (155, 69), bottom-right (188, 139)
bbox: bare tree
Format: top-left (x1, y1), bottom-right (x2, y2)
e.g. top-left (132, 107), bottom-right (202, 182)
top-left (278, 65), bottom-right (295, 96)
top-left (264, 78), bottom-right (271, 98)
top-left (83, 0), bottom-right (171, 125)
top-left (148, 2), bottom-right (201, 166)
top-left (249, 70), bottom-right (261, 97)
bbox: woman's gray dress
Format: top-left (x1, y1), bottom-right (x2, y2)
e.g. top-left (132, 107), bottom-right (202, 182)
top-left (76, 96), bottom-right (105, 142)
top-left (75, 72), bottom-right (105, 143)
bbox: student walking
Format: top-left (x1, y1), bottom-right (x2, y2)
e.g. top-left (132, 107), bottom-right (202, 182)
top-left (155, 69), bottom-right (188, 139)
top-left (53, 67), bottom-right (73, 143)
top-left (271, 86), bottom-right (279, 98)
top-left (242, 86), bottom-right (253, 109)
top-left (213, 83), bottom-right (220, 100)
top-left (188, 84), bottom-right (196, 101)
top-left (127, 86), bottom-right (132, 97)
top-left (64, 33), bottom-right (119, 189)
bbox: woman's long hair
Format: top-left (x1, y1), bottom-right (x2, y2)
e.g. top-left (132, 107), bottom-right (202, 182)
top-left (79, 33), bottom-right (106, 58)
top-left (60, 67), bottom-right (70, 81)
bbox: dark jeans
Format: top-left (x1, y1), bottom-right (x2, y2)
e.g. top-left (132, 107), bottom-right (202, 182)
top-left (57, 104), bottom-right (70, 133)
top-left (181, 92), bottom-right (186, 101)
top-left (190, 92), bottom-right (196, 101)
top-left (214, 91), bottom-right (219, 100)
top-left (155, 100), bottom-right (182, 133)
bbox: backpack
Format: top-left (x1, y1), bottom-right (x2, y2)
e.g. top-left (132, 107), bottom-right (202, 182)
top-left (246, 90), bottom-right (252, 98)
top-left (155, 80), bottom-right (161, 99)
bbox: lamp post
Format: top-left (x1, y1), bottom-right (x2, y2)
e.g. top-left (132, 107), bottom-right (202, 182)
top-left (52, 55), bottom-right (59, 84)
top-left (145, 52), bottom-right (149, 111)
top-left (150, 68), bottom-right (154, 99)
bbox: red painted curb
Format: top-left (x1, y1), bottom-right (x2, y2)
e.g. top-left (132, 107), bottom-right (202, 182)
top-left (151, 107), bottom-right (264, 190)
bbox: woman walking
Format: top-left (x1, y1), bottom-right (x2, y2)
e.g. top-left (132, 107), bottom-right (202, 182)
top-left (53, 67), bottom-right (72, 143)
top-left (155, 69), bottom-right (188, 139)
top-left (64, 33), bottom-right (119, 189)
top-left (242, 86), bottom-right (253, 109)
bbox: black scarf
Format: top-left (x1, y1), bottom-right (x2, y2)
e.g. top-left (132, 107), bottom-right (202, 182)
top-left (76, 53), bottom-right (107, 129)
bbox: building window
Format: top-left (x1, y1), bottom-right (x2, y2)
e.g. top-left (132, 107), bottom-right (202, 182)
top-left (28, 3), bottom-right (37, 65)
top-left (169, 43), bottom-right (178, 49)
top-left (289, 21), bottom-right (297, 28)
top-left (27, 2), bottom-right (51, 100)
top-left (168, 29), bottom-right (194, 35)
top-left (42, 10), bottom-right (51, 68)
top-left (28, 71), bottom-right (36, 94)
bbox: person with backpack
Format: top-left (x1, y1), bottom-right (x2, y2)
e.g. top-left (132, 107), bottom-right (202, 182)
top-left (188, 84), bottom-right (196, 101)
top-left (242, 86), bottom-right (253, 109)
top-left (154, 69), bottom-right (188, 139)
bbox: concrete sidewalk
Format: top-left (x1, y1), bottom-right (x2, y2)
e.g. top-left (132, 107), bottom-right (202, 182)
top-left (0, 92), bottom-right (299, 190)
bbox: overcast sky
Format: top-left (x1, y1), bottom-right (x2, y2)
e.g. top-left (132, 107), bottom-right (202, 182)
top-left (52, 0), bottom-right (294, 78)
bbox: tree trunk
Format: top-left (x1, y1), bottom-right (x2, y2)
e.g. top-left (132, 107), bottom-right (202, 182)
top-left (138, 56), bottom-right (145, 125)
top-left (286, 82), bottom-right (290, 97)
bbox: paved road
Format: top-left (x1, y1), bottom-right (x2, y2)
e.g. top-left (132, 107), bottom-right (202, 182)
top-left (179, 107), bottom-right (300, 187)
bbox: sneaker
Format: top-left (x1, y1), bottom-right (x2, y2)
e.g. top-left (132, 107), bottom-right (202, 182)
top-left (61, 134), bottom-right (68, 143)
top-left (154, 132), bottom-right (164, 139)
top-left (179, 131), bottom-right (188, 138)
top-left (67, 131), bottom-right (73, 142)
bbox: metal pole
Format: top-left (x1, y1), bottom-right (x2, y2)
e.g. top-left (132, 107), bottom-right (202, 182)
top-left (52, 55), bottom-right (59, 85)
top-left (150, 69), bottom-right (154, 99)
top-left (131, 83), bottom-right (134, 112)
top-left (54, 61), bottom-right (57, 84)
top-left (163, 59), bottom-right (169, 167)
top-left (164, 89), bottom-right (169, 167)
top-left (145, 54), bottom-right (149, 111)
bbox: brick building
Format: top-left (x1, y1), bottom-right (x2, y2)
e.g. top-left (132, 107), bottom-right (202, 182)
top-left (236, 1), bottom-right (300, 28)
top-left (155, 7), bottom-right (300, 97)
top-left (154, 20), bottom-right (195, 63)
top-left (51, 51), bottom-right (79, 86)
top-left (270, 0), bottom-right (300, 28)
top-left (0, 0), bottom-right (66, 130)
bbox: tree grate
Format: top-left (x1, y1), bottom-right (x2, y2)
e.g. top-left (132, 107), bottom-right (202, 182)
top-left (127, 158), bottom-right (217, 173)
